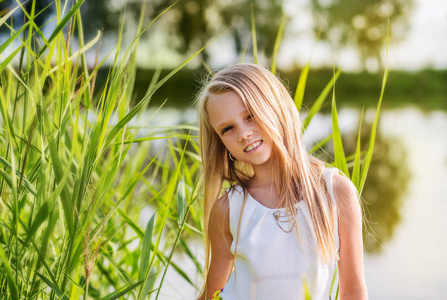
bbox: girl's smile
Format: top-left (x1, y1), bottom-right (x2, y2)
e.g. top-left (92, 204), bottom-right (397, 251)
top-left (244, 140), bottom-right (262, 152)
top-left (206, 91), bottom-right (273, 168)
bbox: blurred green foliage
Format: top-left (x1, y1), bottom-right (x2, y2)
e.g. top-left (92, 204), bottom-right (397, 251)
top-left (310, 0), bottom-right (414, 70)
top-left (99, 67), bottom-right (447, 111)
top-left (1, 0), bottom-right (415, 71)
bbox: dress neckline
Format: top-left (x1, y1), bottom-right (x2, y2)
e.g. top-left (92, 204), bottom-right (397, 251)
top-left (241, 167), bottom-right (336, 211)
top-left (245, 190), bottom-right (303, 211)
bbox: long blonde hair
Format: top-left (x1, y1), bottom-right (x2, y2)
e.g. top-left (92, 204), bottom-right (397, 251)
top-left (196, 63), bottom-right (338, 287)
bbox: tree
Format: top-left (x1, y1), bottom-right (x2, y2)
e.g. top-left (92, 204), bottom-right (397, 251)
top-left (82, 0), bottom-right (285, 63)
top-left (310, 0), bottom-right (414, 71)
top-left (1, 0), bottom-right (285, 64)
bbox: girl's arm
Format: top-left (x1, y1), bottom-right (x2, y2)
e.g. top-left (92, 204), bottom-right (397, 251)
top-left (197, 194), bottom-right (234, 300)
top-left (333, 173), bottom-right (368, 300)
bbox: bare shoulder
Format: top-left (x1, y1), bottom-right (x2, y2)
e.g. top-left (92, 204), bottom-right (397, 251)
top-left (209, 193), bottom-right (231, 237)
top-left (332, 173), bottom-right (358, 203)
top-left (202, 193), bottom-right (234, 300)
top-left (211, 193), bottom-right (230, 220)
top-left (331, 172), bottom-right (368, 298)
top-left (331, 172), bottom-right (362, 225)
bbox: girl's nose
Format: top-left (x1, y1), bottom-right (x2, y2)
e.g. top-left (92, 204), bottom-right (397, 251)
top-left (238, 126), bottom-right (253, 142)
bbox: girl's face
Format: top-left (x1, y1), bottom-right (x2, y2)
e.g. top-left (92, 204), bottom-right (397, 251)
top-left (206, 91), bottom-right (273, 168)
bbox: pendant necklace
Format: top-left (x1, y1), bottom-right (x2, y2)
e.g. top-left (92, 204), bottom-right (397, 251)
top-left (273, 208), bottom-right (298, 233)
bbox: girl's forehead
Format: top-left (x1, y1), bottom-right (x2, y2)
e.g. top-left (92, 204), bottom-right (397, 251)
top-left (206, 91), bottom-right (249, 127)
top-left (206, 91), bottom-right (246, 111)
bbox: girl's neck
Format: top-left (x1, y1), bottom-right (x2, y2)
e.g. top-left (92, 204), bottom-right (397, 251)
top-left (247, 165), bottom-right (280, 208)
top-left (249, 172), bottom-right (273, 189)
top-left (249, 159), bottom-right (275, 189)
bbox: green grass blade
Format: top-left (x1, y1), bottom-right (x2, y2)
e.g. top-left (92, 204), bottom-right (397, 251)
top-left (240, 34), bottom-right (252, 63)
top-left (0, 45), bottom-right (24, 74)
top-left (0, 156), bottom-right (36, 197)
top-left (359, 22), bottom-right (390, 195)
top-left (101, 280), bottom-right (145, 300)
top-left (93, 150), bottom-right (164, 241)
top-left (75, 8), bottom-right (92, 108)
top-left (140, 67), bottom-right (161, 112)
top-left (169, 260), bottom-right (195, 285)
top-left (139, 214), bottom-right (155, 281)
top-left (0, 5), bottom-right (21, 27)
top-left (154, 138), bottom-right (193, 299)
top-left (303, 280), bottom-right (311, 300)
top-left (8, 140), bottom-right (19, 295)
top-left (140, 269), bottom-right (158, 299)
top-left (0, 243), bottom-right (19, 300)
top-left (0, 156), bottom-right (41, 196)
top-left (102, 37), bottom-right (214, 150)
top-left (40, 97), bottom-right (73, 234)
top-left (36, 272), bottom-right (69, 300)
top-left (308, 133), bottom-right (332, 154)
top-left (24, 200), bottom-right (50, 245)
top-left (177, 176), bottom-right (186, 227)
top-left (0, 166), bottom-right (13, 190)
top-left (36, 0), bottom-right (87, 59)
top-left (294, 61), bottom-right (311, 111)
top-left (331, 70), bottom-right (349, 177)
top-left (179, 236), bottom-right (202, 274)
top-left (330, 266), bottom-right (338, 294)
top-left (48, 30), bottom-right (101, 73)
top-left (359, 73), bottom-right (388, 194)
top-left (0, 20), bottom-right (29, 54)
top-left (271, 13), bottom-right (286, 75)
top-left (115, 207), bottom-right (144, 238)
top-left (303, 68), bottom-right (342, 131)
top-left (351, 107), bottom-right (364, 189)
top-left (101, 252), bottom-right (134, 285)
top-left (154, 209), bottom-right (195, 300)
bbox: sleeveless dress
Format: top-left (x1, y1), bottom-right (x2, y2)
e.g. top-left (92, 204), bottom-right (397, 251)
top-left (218, 168), bottom-right (340, 300)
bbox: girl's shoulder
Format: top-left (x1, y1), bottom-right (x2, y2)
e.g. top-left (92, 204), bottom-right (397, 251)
top-left (329, 170), bottom-right (362, 225)
top-left (213, 185), bottom-right (245, 220)
top-left (210, 190), bottom-right (232, 229)
top-left (211, 192), bottom-right (230, 221)
top-left (330, 171), bottom-right (358, 202)
top-left (209, 192), bottom-right (232, 244)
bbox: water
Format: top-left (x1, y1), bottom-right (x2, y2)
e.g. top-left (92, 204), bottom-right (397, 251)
top-left (364, 108), bottom-right (447, 299)
top-left (153, 107), bottom-right (447, 300)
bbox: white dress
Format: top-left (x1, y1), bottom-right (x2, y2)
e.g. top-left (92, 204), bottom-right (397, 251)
top-left (219, 168), bottom-right (340, 300)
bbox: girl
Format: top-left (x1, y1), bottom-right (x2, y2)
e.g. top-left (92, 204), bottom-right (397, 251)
top-left (196, 63), bottom-right (367, 300)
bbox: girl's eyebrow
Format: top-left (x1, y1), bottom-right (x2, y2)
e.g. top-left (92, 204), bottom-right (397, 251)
top-left (215, 121), bottom-right (229, 132)
top-left (215, 110), bottom-right (249, 131)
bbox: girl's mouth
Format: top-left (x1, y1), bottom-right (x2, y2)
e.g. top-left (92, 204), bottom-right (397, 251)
top-left (244, 140), bottom-right (263, 152)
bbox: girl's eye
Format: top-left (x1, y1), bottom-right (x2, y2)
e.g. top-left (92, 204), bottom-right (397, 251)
top-left (247, 114), bottom-right (253, 120)
top-left (222, 126), bottom-right (232, 134)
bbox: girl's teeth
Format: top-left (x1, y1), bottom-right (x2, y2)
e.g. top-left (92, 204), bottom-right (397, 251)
top-left (246, 141), bottom-right (261, 152)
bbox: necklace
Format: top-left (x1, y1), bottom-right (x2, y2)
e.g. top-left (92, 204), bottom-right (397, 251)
top-left (273, 208), bottom-right (297, 233)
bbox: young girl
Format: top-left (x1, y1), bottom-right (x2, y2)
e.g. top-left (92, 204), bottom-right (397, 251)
top-left (196, 63), bottom-right (367, 300)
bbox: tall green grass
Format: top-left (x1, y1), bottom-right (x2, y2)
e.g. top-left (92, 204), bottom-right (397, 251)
top-left (0, 1), bottom-right (204, 299)
top-left (0, 1), bottom-right (387, 299)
